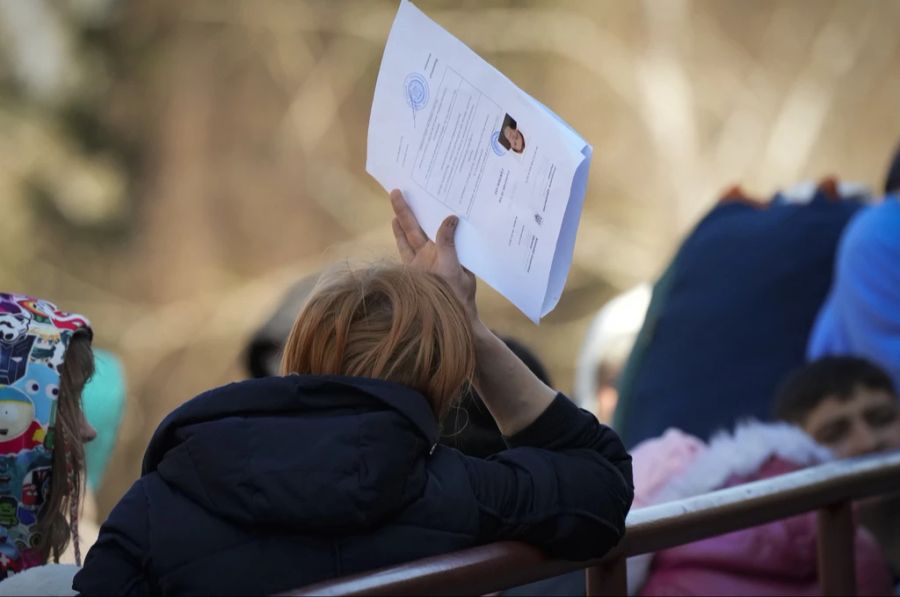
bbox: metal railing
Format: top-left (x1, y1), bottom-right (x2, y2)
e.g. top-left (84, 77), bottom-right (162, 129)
top-left (285, 450), bottom-right (900, 596)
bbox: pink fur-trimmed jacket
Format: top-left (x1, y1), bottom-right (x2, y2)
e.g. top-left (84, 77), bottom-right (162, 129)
top-left (627, 423), bottom-right (892, 597)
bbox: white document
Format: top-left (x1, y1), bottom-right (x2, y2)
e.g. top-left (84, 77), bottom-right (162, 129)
top-left (366, 0), bottom-right (593, 323)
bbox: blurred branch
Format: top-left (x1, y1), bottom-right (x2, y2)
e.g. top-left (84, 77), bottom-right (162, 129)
top-left (754, 1), bottom-right (875, 187)
top-left (281, 39), bottom-right (378, 155)
top-left (113, 225), bottom-right (393, 368)
top-left (181, 2), bottom-right (634, 99)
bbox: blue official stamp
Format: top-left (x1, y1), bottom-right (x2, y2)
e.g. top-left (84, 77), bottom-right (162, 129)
top-left (490, 131), bottom-right (507, 156)
top-left (404, 73), bottom-right (429, 111)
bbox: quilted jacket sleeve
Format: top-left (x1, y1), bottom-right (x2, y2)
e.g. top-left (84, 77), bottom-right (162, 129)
top-left (462, 394), bottom-right (633, 560)
top-left (73, 480), bottom-right (156, 596)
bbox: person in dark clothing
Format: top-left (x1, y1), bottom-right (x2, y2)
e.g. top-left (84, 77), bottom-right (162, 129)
top-left (243, 275), bottom-right (319, 379)
top-left (73, 190), bottom-right (633, 596)
top-left (613, 179), bottom-right (867, 447)
top-left (885, 143), bottom-right (900, 196)
top-left (441, 337), bottom-right (552, 458)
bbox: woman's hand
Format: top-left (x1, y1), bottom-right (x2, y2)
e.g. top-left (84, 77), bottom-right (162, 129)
top-left (390, 190), bottom-right (555, 434)
top-left (390, 189), bottom-right (478, 320)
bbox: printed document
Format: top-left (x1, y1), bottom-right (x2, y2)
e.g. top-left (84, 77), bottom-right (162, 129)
top-left (366, 0), bottom-right (593, 322)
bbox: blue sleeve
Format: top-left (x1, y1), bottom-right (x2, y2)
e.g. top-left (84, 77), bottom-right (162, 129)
top-left (74, 480), bottom-right (155, 596)
top-left (462, 394), bottom-right (633, 560)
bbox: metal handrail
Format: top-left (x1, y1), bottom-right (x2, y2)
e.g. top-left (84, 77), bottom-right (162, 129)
top-left (285, 450), bottom-right (900, 596)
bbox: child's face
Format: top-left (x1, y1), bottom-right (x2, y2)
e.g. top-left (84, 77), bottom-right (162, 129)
top-left (803, 386), bottom-right (900, 458)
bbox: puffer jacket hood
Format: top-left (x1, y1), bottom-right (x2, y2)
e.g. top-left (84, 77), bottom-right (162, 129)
top-left (142, 375), bottom-right (438, 532)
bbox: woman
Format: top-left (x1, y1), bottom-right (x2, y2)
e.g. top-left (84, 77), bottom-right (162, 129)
top-left (0, 294), bottom-right (96, 579)
top-left (73, 191), bottom-right (634, 596)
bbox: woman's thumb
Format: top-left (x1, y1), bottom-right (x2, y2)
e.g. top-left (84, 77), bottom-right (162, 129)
top-left (436, 215), bottom-right (459, 249)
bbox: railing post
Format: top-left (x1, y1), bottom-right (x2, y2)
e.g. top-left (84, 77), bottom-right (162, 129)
top-left (817, 501), bottom-right (856, 596)
top-left (585, 556), bottom-right (627, 597)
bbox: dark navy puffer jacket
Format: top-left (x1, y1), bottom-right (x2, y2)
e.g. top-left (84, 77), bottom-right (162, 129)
top-left (74, 376), bottom-right (633, 596)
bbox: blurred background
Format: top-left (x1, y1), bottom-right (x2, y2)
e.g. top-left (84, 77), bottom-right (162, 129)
top-left (1, 0), bottom-right (899, 518)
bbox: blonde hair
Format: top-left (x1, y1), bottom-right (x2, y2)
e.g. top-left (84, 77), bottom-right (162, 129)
top-left (281, 264), bottom-right (475, 421)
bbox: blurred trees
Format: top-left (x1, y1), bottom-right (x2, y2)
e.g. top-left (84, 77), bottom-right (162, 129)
top-left (1, 0), bottom-right (899, 517)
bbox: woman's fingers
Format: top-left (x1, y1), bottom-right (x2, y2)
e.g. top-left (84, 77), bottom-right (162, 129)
top-left (390, 190), bottom-right (428, 250)
top-left (392, 218), bottom-right (416, 264)
top-left (389, 192), bottom-right (477, 318)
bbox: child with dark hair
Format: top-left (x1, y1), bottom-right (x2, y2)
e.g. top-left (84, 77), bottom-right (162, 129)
top-left (774, 356), bottom-right (900, 458)
top-left (775, 356), bottom-right (900, 581)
